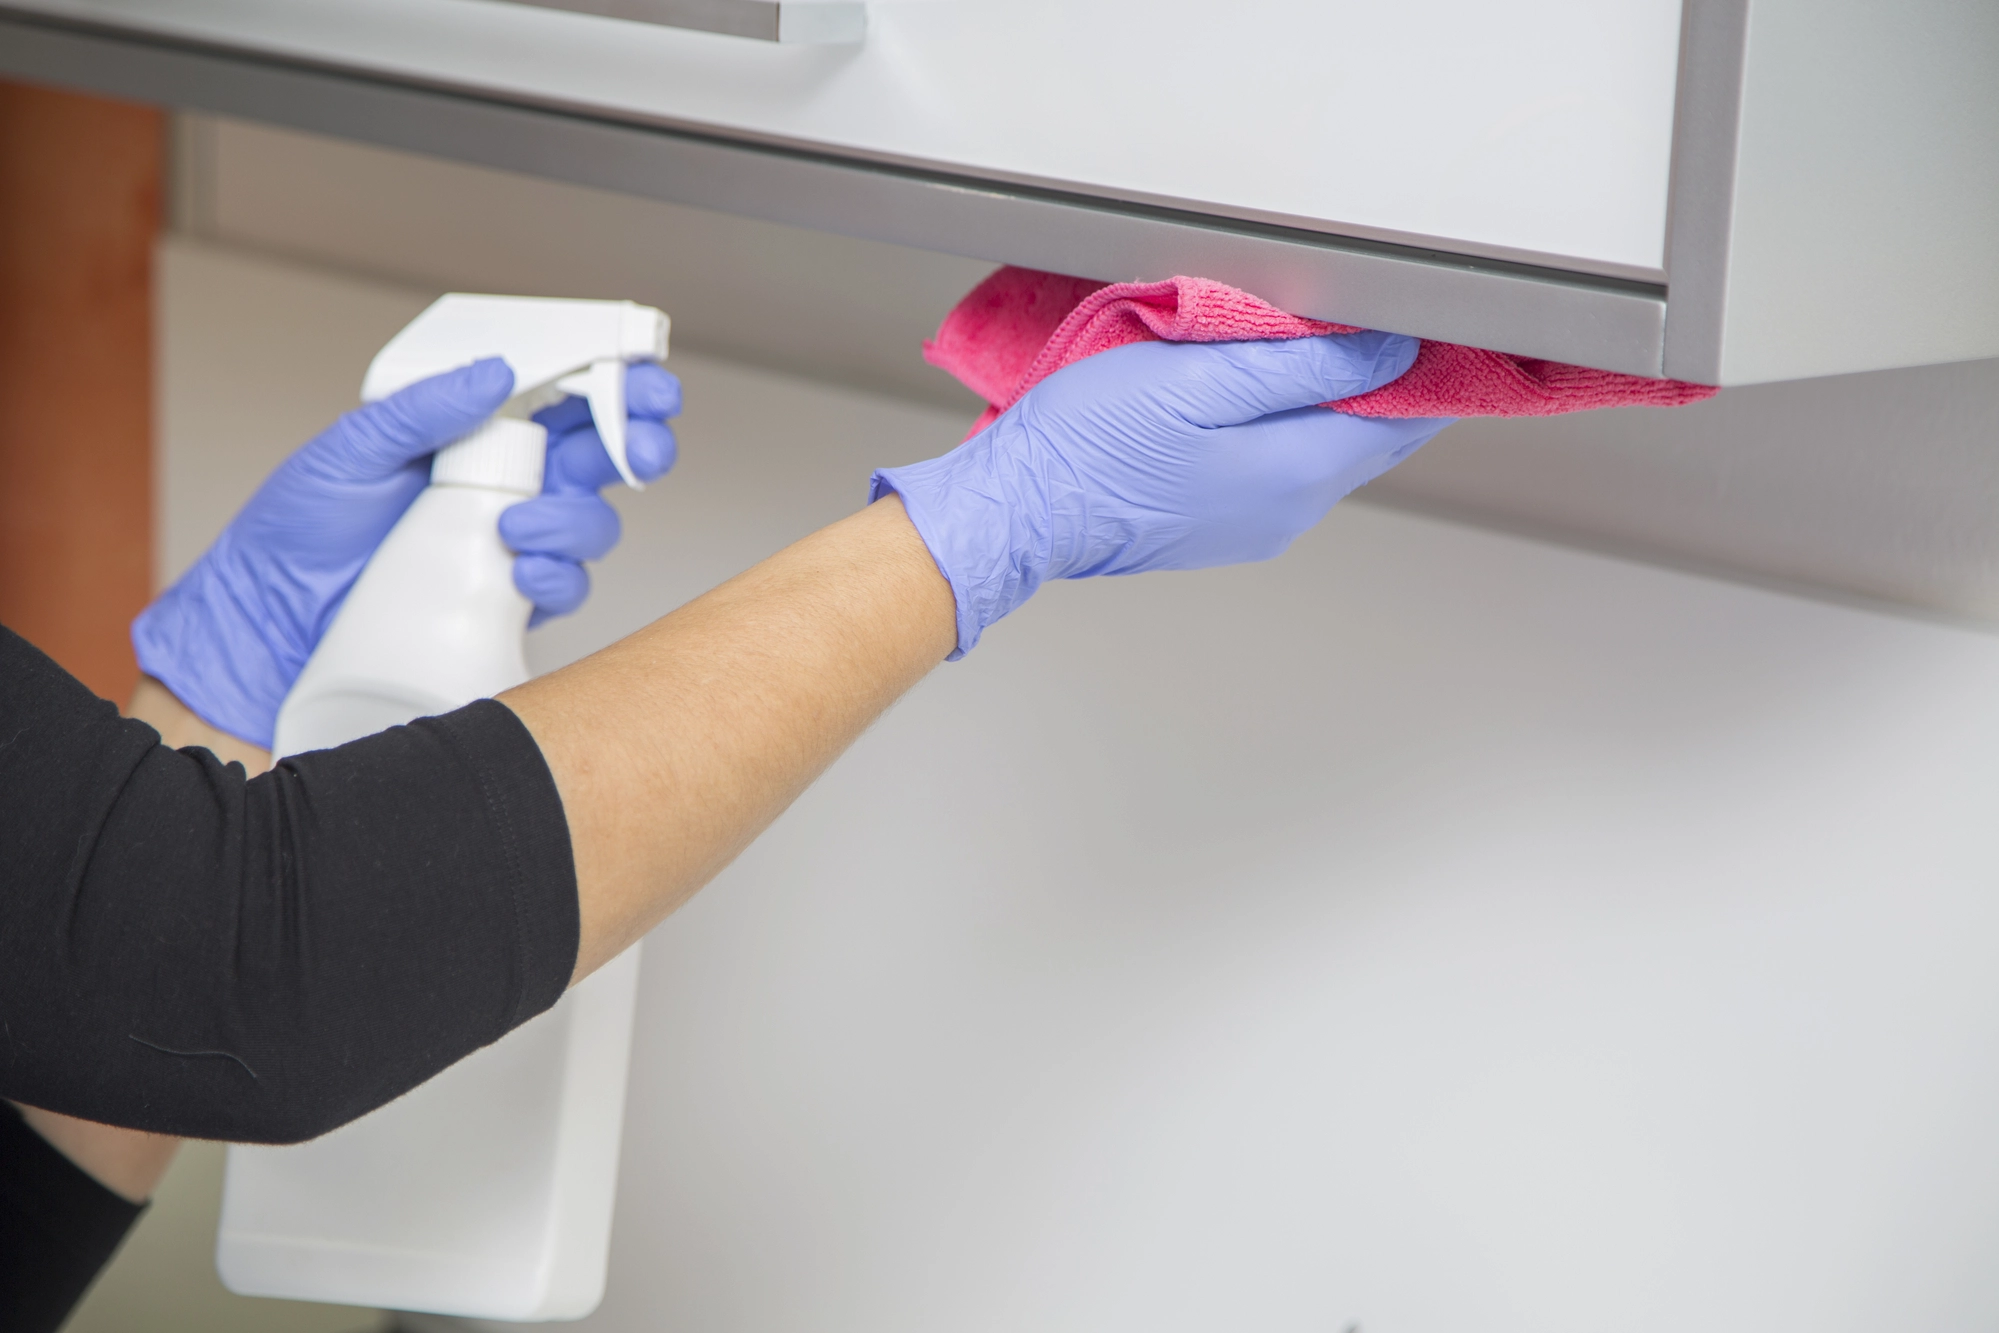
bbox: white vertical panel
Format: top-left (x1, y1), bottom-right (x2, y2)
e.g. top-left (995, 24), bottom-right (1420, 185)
top-left (1715, 0), bottom-right (1999, 382)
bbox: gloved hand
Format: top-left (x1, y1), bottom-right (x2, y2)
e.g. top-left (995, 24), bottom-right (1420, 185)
top-left (501, 362), bottom-right (680, 626)
top-left (870, 333), bottom-right (1452, 658)
top-left (133, 358), bottom-right (681, 748)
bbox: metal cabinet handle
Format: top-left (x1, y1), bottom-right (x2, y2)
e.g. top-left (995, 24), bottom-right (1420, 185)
top-left (501, 0), bottom-right (865, 43)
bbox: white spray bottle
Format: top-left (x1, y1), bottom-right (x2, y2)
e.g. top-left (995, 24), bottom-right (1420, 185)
top-left (216, 294), bottom-right (669, 1322)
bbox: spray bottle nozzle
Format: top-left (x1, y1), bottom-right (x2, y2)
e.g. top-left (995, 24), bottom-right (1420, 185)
top-left (362, 295), bottom-right (671, 492)
top-left (555, 358), bottom-right (641, 490)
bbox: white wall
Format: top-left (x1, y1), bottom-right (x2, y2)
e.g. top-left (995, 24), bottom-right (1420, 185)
top-left (172, 115), bottom-right (1999, 628)
top-left (135, 238), bottom-right (1999, 1333)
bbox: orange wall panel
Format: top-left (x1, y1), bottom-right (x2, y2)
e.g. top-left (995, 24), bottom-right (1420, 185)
top-left (0, 80), bottom-right (161, 702)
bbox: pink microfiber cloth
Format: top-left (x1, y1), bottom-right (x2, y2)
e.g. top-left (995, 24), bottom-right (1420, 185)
top-left (926, 266), bottom-right (1716, 435)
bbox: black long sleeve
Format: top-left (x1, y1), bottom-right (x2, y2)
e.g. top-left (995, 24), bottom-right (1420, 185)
top-left (0, 623), bottom-right (580, 1144)
top-left (0, 1101), bottom-right (144, 1333)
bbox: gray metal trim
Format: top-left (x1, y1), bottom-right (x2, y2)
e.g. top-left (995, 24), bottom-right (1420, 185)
top-left (493, 0), bottom-right (865, 45)
top-left (1660, 0), bottom-right (1750, 383)
top-left (0, 9), bottom-right (1670, 375)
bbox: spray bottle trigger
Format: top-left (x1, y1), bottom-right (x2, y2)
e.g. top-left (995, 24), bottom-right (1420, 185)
top-left (555, 358), bottom-right (641, 490)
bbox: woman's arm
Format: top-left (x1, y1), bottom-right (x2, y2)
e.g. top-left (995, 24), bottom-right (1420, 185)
top-left (1, 498), bottom-right (943, 1160)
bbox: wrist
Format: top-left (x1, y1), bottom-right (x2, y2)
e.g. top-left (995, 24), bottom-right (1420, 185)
top-left (869, 425), bottom-right (1049, 659)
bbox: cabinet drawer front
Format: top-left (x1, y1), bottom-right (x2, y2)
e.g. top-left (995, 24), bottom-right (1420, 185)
top-left (15, 0), bottom-right (1684, 277)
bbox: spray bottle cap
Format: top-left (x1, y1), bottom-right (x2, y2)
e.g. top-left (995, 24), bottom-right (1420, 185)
top-left (361, 294), bottom-right (670, 489)
top-left (430, 418), bottom-right (548, 495)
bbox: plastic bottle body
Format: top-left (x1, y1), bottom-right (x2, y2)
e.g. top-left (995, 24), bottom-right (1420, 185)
top-left (221, 453), bottom-right (640, 1321)
top-left (271, 483), bottom-right (531, 757)
top-left (217, 954), bottom-right (641, 1321)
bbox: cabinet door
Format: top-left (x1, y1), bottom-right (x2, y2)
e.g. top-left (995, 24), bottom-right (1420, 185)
top-left (10, 0), bottom-right (1685, 278)
top-left (499, 0), bottom-right (1686, 279)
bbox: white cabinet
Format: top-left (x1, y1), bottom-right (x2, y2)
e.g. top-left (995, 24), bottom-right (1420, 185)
top-left (4, 0), bottom-right (1997, 383)
top-left (9, 0), bottom-right (1690, 277)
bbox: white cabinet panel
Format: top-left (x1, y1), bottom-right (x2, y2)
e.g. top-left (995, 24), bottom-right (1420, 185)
top-left (7, 0), bottom-right (1685, 277)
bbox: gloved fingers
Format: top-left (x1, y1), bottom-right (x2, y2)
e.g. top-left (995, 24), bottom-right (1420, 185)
top-left (514, 553), bottom-right (590, 622)
top-left (313, 358), bottom-right (515, 480)
top-left (1178, 409), bottom-right (1449, 552)
top-left (1232, 406), bottom-right (1450, 487)
top-left (1143, 331), bottom-right (1420, 429)
top-left (1310, 412), bottom-right (1452, 494)
top-left (532, 392), bottom-right (594, 436)
top-left (542, 418), bottom-right (677, 493)
top-left (533, 362), bottom-right (682, 492)
top-left (625, 418), bottom-right (678, 482)
top-left (1252, 413), bottom-right (1441, 511)
top-left (625, 362), bottom-right (683, 419)
top-left (500, 492), bottom-right (623, 563)
top-left (1372, 415), bottom-right (1455, 471)
top-left (532, 362), bottom-right (683, 433)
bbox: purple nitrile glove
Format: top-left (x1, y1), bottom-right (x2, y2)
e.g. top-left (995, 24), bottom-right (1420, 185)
top-left (500, 361), bottom-right (681, 627)
top-left (133, 359), bottom-right (681, 748)
top-left (870, 332), bottom-right (1453, 658)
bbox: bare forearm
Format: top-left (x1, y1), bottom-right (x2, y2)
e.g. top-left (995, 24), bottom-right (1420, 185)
top-left (10, 680), bottom-right (271, 1200)
top-left (503, 495), bottom-right (958, 981)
